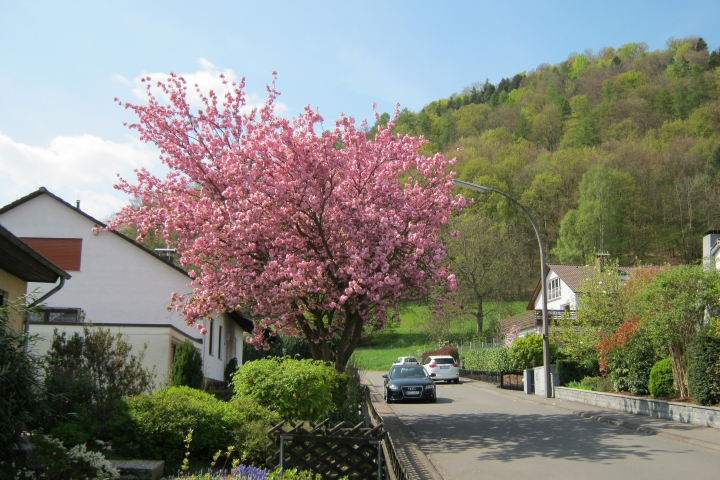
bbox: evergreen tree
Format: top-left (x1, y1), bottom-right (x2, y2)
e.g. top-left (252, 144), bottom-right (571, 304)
top-left (170, 340), bottom-right (204, 389)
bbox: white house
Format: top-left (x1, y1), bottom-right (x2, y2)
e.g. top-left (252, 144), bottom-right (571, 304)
top-left (703, 230), bottom-right (720, 271)
top-left (501, 263), bottom-right (633, 338)
top-left (0, 187), bottom-right (253, 386)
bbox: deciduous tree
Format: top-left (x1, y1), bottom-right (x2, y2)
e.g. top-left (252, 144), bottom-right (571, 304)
top-left (633, 264), bottom-right (720, 398)
top-left (109, 73), bottom-right (464, 371)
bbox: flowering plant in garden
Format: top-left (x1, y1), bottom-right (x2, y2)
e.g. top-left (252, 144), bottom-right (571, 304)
top-left (108, 72), bottom-right (464, 370)
top-left (504, 325), bottom-right (519, 348)
top-left (596, 316), bottom-right (641, 372)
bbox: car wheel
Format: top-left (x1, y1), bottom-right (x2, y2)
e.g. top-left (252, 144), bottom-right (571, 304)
top-left (429, 396), bottom-right (437, 403)
top-left (446, 380), bottom-right (451, 384)
top-left (385, 390), bottom-right (392, 403)
top-left (454, 378), bottom-right (460, 384)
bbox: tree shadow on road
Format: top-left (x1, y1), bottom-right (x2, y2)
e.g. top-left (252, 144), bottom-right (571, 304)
top-left (410, 412), bottom-right (683, 463)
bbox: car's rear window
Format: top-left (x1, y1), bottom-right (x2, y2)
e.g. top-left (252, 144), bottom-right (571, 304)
top-left (405, 357), bottom-right (417, 362)
top-left (433, 357), bottom-right (456, 364)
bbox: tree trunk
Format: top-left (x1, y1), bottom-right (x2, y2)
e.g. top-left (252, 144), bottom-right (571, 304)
top-left (476, 297), bottom-right (484, 337)
top-left (669, 340), bottom-right (689, 398)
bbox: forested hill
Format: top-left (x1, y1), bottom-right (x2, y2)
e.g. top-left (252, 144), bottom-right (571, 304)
top-left (389, 37), bottom-right (720, 267)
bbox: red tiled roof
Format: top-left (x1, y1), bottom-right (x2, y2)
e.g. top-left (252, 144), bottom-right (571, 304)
top-left (500, 311), bottom-right (536, 335)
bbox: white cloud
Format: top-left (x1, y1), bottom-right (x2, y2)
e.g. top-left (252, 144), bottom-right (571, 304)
top-left (0, 132), bottom-right (164, 221)
top-left (115, 58), bottom-right (287, 115)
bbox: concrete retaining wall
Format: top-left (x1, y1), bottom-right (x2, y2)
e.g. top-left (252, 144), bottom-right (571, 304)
top-left (555, 387), bottom-right (720, 429)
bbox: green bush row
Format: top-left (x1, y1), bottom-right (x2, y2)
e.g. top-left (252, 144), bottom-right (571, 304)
top-left (461, 347), bottom-right (514, 371)
top-left (461, 334), bottom-right (560, 372)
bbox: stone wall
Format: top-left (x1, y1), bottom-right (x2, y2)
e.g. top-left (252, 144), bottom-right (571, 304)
top-left (555, 387), bottom-right (720, 429)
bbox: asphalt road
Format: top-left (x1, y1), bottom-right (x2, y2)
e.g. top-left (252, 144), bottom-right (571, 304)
top-left (364, 371), bottom-right (720, 480)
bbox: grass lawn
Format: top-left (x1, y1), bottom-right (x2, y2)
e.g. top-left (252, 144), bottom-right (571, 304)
top-left (353, 300), bottom-right (526, 371)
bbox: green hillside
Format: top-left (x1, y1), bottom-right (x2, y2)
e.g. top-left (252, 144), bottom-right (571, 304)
top-left (385, 36), bottom-right (720, 268)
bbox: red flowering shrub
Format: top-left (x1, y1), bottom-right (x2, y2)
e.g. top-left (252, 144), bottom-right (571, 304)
top-left (597, 316), bottom-right (641, 372)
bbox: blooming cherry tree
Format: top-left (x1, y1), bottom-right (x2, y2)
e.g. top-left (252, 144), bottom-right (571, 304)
top-left (109, 73), bottom-right (464, 370)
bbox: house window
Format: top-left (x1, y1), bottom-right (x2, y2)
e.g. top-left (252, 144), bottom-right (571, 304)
top-left (28, 308), bottom-right (83, 323)
top-left (209, 320), bottom-right (214, 356)
top-left (548, 278), bottom-right (561, 301)
top-left (218, 325), bottom-right (223, 360)
top-left (0, 289), bottom-right (7, 306)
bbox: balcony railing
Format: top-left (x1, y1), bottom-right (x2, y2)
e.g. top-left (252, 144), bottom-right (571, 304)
top-left (535, 309), bottom-right (576, 326)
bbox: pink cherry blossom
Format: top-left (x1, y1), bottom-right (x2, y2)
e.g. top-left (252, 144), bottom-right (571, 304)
top-left (107, 72), bottom-right (465, 370)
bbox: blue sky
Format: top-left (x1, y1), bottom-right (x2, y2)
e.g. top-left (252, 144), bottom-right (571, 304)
top-left (2, 1), bottom-right (719, 219)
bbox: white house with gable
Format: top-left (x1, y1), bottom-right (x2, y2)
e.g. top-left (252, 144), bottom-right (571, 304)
top-left (501, 263), bottom-right (633, 338)
top-left (0, 187), bottom-right (253, 386)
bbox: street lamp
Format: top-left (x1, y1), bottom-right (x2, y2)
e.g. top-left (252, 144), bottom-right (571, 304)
top-left (452, 179), bottom-right (552, 398)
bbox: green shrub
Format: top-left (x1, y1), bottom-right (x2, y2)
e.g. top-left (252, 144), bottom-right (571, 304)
top-left (507, 334), bottom-right (559, 370)
top-left (233, 357), bottom-right (347, 422)
top-left (227, 397), bottom-right (283, 464)
top-left (688, 333), bottom-right (720, 406)
top-left (171, 340), bottom-right (204, 389)
top-left (565, 381), bottom-right (594, 391)
top-left (50, 421), bottom-right (91, 448)
top-left (0, 298), bottom-right (45, 461)
top-left (461, 347), bottom-right (514, 371)
top-left (557, 358), bottom-right (601, 385)
top-left (648, 358), bottom-right (676, 398)
top-left (583, 357), bottom-right (601, 377)
top-left (608, 333), bottom-right (658, 395)
top-left (557, 360), bottom-right (583, 385)
top-left (579, 376), bottom-right (613, 392)
top-left (21, 435), bottom-right (119, 479)
top-left (43, 327), bottom-right (154, 438)
top-left (121, 386), bottom-right (281, 472)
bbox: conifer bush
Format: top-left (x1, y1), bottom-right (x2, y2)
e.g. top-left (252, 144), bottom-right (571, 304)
top-left (171, 340), bottom-right (204, 389)
top-left (688, 334), bottom-right (720, 406)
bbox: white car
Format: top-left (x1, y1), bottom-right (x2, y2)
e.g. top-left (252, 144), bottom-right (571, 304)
top-left (392, 356), bottom-right (420, 366)
top-left (423, 355), bottom-right (460, 383)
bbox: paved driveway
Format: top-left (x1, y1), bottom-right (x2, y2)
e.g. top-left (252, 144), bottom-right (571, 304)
top-left (364, 371), bottom-right (720, 479)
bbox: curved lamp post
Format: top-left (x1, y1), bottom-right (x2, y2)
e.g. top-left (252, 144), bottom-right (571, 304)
top-left (452, 179), bottom-right (552, 398)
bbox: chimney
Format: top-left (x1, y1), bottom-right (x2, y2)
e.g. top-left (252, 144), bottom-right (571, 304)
top-left (76, 200), bottom-right (81, 210)
top-left (596, 252), bottom-right (610, 268)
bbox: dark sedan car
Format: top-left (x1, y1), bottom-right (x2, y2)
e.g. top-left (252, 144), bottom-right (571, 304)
top-left (382, 365), bottom-right (437, 403)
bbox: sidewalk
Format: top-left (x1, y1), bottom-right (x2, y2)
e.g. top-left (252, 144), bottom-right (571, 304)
top-left (462, 378), bottom-right (720, 453)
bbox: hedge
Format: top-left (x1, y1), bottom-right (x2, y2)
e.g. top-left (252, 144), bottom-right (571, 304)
top-left (461, 347), bottom-right (515, 371)
top-left (688, 334), bottom-right (720, 406)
